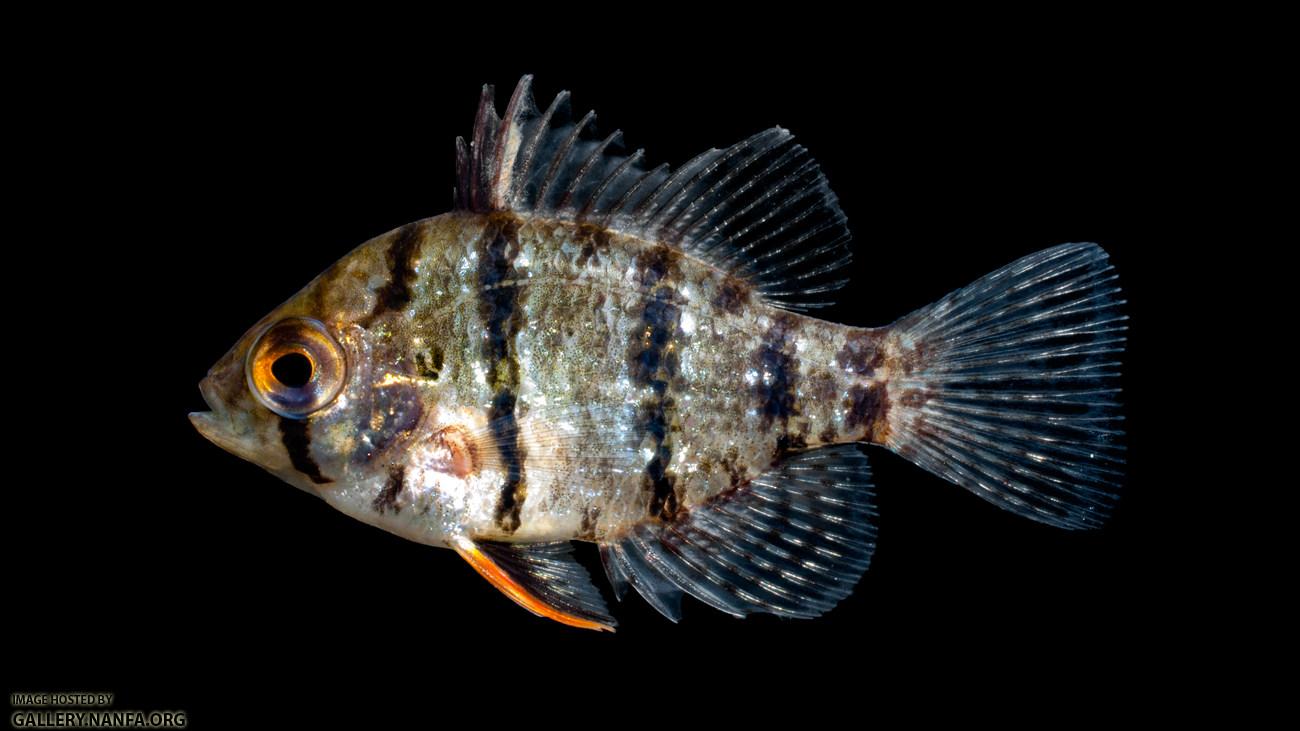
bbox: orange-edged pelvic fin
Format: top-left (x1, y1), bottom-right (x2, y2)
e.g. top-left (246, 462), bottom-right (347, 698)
top-left (452, 535), bottom-right (617, 632)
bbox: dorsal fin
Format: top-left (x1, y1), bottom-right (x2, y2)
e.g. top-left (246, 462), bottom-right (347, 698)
top-left (453, 75), bottom-right (853, 310)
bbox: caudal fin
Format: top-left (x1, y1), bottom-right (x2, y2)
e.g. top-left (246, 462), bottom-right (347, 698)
top-left (885, 242), bottom-right (1127, 529)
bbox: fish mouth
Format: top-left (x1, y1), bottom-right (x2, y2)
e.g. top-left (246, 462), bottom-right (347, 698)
top-left (190, 376), bottom-right (252, 461)
top-left (189, 410), bottom-right (245, 457)
top-left (196, 375), bottom-right (230, 422)
top-left (189, 377), bottom-right (315, 493)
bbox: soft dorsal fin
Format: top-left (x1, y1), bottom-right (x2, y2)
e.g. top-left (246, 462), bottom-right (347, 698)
top-left (453, 76), bottom-right (853, 310)
top-left (451, 536), bottom-right (616, 632)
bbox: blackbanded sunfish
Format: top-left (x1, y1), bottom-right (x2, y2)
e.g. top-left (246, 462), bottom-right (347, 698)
top-left (190, 75), bottom-right (1126, 631)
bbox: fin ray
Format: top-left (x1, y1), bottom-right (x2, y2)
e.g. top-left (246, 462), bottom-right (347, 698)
top-left (885, 242), bottom-right (1126, 529)
top-left (453, 76), bottom-right (854, 310)
top-left (608, 539), bottom-right (684, 622)
top-left (452, 536), bottom-right (615, 632)
top-left (598, 444), bottom-right (876, 621)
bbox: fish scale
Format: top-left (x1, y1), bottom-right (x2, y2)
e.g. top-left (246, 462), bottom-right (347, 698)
top-left (319, 212), bottom-right (885, 542)
top-left (191, 75), bottom-right (1126, 631)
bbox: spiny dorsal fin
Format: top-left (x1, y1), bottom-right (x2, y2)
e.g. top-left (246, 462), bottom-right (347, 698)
top-left (597, 444), bottom-right (877, 621)
top-left (453, 75), bottom-right (853, 310)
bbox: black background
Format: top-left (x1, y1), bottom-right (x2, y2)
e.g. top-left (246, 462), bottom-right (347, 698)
top-left (11, 25), bottom-right (1197, 726)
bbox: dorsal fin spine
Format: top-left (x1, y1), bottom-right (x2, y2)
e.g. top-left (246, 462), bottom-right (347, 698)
top-left (580, 147), bottom-right (642, 223)
top-left (454, 136), bottom-right (472, 210)
top-left (582, 149), bottom-right (642, 223)
top-left (454, 77), bottom-right (854, 310)
top-left (468, 84), bottom-right (501, 213)
top-left (559, 129), bottom-right (623, 214)
top-left (536, 109), bottom-right (596, 213)
top-left (492, 75), bottom-right (540, 211)
top-left (512, 89), bottom-right (571, 210)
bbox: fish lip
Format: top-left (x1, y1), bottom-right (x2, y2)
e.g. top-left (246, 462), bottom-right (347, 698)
top-left (189, 410), bottom-right (249, 460)
top-left (191, 376), bottom-right (254, 461)
top-left (189, 401), bottom-right (316, 496)
top-left (197, 375), bottom-right (231, 424)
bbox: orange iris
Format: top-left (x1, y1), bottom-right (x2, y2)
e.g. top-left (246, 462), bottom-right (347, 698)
top-left (246, 317), bottom-right (346, 418)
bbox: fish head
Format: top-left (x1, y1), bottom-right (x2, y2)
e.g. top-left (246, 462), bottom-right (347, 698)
top-left (190, 223), bottom-right (480, 546)
top-left (189, 305), bottom-right (359, 497)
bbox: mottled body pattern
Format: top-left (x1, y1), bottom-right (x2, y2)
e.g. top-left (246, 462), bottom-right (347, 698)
top-left (205, 213), bottom-right (910, 537)
top-left (193, 76), bottom-right (1127, 629)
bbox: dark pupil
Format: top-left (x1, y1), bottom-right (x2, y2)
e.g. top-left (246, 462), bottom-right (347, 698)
top-left (272, 352), bottom-right (313, 388)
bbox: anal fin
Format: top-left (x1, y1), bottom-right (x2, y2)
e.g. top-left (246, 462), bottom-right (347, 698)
top-left (452, 536), bottom-right (616, 632)
top-left (599, 444), bottom-right (877, 621)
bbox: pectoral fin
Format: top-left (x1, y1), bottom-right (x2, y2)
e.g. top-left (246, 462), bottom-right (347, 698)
top-left (452, 536), bottom-right (616, 632)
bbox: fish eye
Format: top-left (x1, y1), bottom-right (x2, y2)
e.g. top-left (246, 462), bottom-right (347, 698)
top-left (246, 317), bottom-right (346, 418)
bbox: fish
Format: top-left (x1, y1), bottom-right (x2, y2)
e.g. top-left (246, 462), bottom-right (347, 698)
top-left (189, 75), bottom-right (1127, 632)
